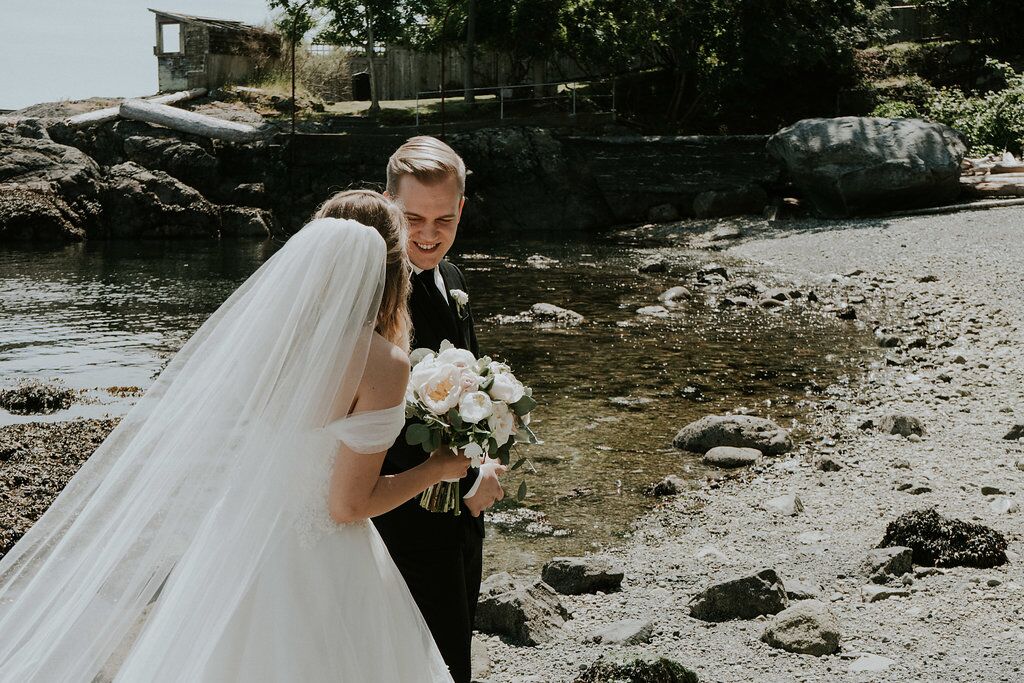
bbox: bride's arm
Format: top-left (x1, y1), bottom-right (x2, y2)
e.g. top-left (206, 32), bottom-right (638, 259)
top-left (327, 348), bottom-right (468, 524)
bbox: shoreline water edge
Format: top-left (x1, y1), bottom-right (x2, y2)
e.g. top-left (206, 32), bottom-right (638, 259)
top-left (2, 208), bottom-right (1023, 682)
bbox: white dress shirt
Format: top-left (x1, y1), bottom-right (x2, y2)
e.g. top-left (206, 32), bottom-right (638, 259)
top-left (410, 262), bottom-right (493, 500)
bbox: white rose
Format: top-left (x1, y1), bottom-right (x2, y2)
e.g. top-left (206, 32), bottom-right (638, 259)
top-left (458, 391), bottom-right (493, 423)
top-left (463, 441), bottom-right (484, 468)
top-left (436, 346), bottom-right (477, 369)
top-left (488, 371), bottom-right (525, 403)
top-left (458, 367), bottom-right (482, 393)
top-left (418, 364), bottom-right (463, 415)
top-left (449, 288), bottom-right (469, 306)
top-left (487, 360), bottom-right (511, 376)
top-left (488, 401), bottom-right (516, 447)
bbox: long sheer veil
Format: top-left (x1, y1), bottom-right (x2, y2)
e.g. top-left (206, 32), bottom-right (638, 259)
top-left (0, 217), bottom-right (387, 681)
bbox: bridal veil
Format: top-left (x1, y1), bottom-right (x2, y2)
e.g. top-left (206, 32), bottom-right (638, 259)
top-left (0, 218), bottom-right (388, 681)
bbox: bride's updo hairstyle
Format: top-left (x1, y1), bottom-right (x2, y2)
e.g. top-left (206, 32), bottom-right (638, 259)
top-left (312, 189), bottom-right (412, 353)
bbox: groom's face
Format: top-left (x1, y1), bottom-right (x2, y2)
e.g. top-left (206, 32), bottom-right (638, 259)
top-left (386, 174), bottom-right (464, 271)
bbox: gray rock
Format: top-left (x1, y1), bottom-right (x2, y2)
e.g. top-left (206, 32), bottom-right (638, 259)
top-left (609, 396), bottom-right (655, 410)
top-left (475, 576), bottom-right (570, 646)
top-left (766, 117), bottom-right (966, 216)
top-left (647, 475), bottom-right (686, 497)
top-left (471, 636), bottom-right (491, 679)
top-left (760, 600), bottom-right (841, 656)
top-left (814, 455), bottom-right (843, 472)
top-left (862, 546), bottom-right (913, 584)
top-left (542, 557), bottom-right (624, 595)
top-left (702, 446), bottom-right (762, 468)
top-left (646, 203), bottom-right (680, 223)
top-left (638, 256), bottom-right (668, 273)
top-left (783, 578), bottom-right (822, 601)
top-left (695, 263), bottom-right (729, 280)
top-left (707, 224), bottom-right (743, 241)
top-left (879, 413), bottom-right (926, 437)
top-left (98, 162), bottom-right (219, 237)
top-left (219, 205), bottom-right (273, 237)
top-left (673, 414), bottom-right (792, 456)
top-left (1003, 424), bottom-right (1024, 440)
top-left (658, 286), bottom-right (691, 303)
top-left (848, 653), bottom-right (895, 673)
top-left (764, 493), bottom-right (803, 516)
top-left (860, 584), bottom-right (910, 602)
top-left (527, 303), bottom-right (584, 326)
top-left (0, 186), bottom-right (84, 241)
top-left (525, 254), bottom-right (559, 269)
top-left (688, 568), bottom-right (788, 621)
top-left (693, 185), bottom-right (768, 218)
top-left (636, 305), bottom-right (670, 318)
top-left (589, 618), bottom-right (654, 645)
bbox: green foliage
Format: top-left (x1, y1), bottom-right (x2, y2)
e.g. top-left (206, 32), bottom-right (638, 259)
top-left (872, 58), bottom-right (1024, 154)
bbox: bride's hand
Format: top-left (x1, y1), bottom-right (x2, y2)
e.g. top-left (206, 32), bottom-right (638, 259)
top-left (428, 445), bottom-right (470, 481)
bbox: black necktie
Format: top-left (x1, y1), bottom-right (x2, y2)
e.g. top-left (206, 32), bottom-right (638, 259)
top-left (414, 268), bottom-right (459, 340)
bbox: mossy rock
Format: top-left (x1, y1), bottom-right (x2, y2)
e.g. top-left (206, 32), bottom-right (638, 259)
top-left (880, 508), bottom-right (1008, 568)
top-left (0, 380), bottom-right (76, 415)
top-left (575, 652), bottom-right (698, 683)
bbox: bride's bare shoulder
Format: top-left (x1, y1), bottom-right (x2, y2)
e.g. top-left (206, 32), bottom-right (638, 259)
top-left (359, 334), bottom-right (409, 406)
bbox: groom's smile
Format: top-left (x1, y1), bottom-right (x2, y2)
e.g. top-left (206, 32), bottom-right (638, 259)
top-left (385, 173), bottom-right (466, 271)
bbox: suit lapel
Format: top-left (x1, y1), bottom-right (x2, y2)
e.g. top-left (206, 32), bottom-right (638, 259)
top-left (411, 269), bottom-right (459, 350)
top-left (438, 262), bottom-right (468, 349)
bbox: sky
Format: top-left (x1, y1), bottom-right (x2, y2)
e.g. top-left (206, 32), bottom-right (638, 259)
top-left (0, 1), bottom-right (278, 111)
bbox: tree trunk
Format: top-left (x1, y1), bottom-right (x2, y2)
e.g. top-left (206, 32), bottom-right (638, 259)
top-left (464, 0), bottom-right (477, 103)
top-left (365, 5), bottom-right (381, 115)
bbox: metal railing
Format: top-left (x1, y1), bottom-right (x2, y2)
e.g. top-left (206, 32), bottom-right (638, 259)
top-left (414, 77), bottom-right (617, 128)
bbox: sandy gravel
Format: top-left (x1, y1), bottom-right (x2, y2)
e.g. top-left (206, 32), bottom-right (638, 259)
top-left (481, 207), bottom-right (1024, 682)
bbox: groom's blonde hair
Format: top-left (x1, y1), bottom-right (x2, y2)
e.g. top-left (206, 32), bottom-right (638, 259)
top-left (386, 136), bottom-right (466, 197)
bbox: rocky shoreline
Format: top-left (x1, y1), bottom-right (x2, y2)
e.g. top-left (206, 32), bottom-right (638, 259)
top-left (477, 207), bottom-right (1024, 682)
top-left (1, 207), bottom-right (1022, 681)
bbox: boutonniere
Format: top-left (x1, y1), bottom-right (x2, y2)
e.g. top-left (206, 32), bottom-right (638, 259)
top-left (449, 288), bottom-right (469, 318)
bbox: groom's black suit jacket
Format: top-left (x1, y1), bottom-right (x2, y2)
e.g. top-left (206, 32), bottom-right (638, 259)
top-left (372, 258), bottom-right (483, 683)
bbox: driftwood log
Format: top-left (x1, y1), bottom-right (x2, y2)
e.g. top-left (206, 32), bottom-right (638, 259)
top-left (65, 89), bottom-right (207, 129)
top-left (119, 98), bottom-right (264, 143)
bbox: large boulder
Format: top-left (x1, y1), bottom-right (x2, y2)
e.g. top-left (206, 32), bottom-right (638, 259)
top-left (879, 508), bottom-right (1008, 568)
top-left (767, 117), bottom-right (967, 216)
top-left (475, 573), bottom-right (570, 646)
top-left (688, 568), bottom-right (788, 621)
top-left (673, 414), bottom-right (792, 455)
top-left (542, 556), bottom-right (625, 595)
top-left (760, 600), bottom-right (841, 656)
top-left (0, 187), bottom-right (84, 241)
top-left (0, 128), bottom-right (104, 238)
top-left (97, 162), bottom-right (220, 238)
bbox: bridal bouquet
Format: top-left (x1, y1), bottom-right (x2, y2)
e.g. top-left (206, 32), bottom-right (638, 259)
top-left (405, 340), bottom-right (539, 514)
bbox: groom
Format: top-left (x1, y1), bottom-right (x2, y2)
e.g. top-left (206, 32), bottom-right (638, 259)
top-left (375, 135), bottom-right (506, 683)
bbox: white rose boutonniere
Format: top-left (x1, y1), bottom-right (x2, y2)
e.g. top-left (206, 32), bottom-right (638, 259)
top-left (449, 288), bottom-right (469, 318)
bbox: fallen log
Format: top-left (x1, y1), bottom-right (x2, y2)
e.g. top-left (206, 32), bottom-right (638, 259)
top-left (65, 89), bottom-right (207, 129)
top-left (119, 98), bottom-right (264, 143)
top-left (879, 197), bottom-right (1024, 218)
top-left (960, 179), bottom-right (1024, 198)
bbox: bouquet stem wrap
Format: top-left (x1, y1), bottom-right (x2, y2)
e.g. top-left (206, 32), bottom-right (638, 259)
top-left (419, 479), bottom-right (461, 515)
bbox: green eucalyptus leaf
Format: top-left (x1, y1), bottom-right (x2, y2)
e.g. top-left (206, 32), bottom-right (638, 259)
top-left (405, 423), bottom-right (430, 446)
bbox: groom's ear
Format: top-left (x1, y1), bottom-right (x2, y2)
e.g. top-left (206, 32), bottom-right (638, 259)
top-left (383, 190), bottom-right (391, 200)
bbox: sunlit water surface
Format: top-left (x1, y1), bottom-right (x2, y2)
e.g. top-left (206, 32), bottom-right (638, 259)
top-left (0, 235), bottom-right (876, 574)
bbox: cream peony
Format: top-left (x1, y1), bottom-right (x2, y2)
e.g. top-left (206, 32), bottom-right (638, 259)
top-left (488, 371), bottom-right (525, 403)
top-left (488, 401), bottom-right (516, 446)
top-left (458, 391), bottom-right (493, 423)
top-left (418, 364), bottom-right (463, 415)
top-left (436, 345), bottom-right (477, 369)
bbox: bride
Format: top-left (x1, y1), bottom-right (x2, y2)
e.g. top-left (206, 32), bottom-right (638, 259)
top-left (0, 190), bottom-right (468, 681)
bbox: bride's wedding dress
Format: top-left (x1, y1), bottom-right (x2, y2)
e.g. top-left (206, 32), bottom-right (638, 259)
top-left (0, 218), bottom-right (453, 682)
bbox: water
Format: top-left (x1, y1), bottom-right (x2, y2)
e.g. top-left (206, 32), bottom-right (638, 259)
top-left (0, 234), bottom-right (876, 575)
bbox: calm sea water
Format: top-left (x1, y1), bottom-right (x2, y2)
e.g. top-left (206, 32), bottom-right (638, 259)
top-left (0, 234), bottom-right (875, 574)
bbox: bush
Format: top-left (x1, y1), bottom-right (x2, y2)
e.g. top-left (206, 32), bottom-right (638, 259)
top-left (870, 58), bottom-right (1024, 154)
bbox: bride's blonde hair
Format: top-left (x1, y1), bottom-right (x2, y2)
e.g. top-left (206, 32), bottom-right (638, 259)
top-left (313, 190), bottom-right (412, 352)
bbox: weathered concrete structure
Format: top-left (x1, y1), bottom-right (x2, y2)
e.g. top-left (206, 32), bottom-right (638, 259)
top-left (151, 9), bottom-right (279, 93)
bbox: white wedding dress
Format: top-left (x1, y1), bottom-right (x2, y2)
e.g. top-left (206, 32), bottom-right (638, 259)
top-left (0, 218), bottom-right (454, 682)
top-left (114, 403), bottom-right (453, 682)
